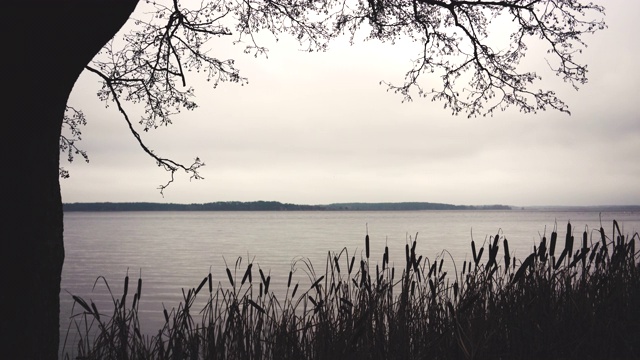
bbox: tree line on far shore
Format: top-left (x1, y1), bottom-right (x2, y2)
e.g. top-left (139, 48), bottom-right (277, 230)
top-left (63, 201), bottom-right (513, 212)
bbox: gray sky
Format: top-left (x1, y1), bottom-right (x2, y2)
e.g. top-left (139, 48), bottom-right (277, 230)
top-left (61, 0), bottom-right (639, 206)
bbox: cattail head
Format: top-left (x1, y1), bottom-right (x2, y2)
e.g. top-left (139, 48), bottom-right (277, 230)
top-left (195, 276), bottom-right (208, 295)
top-left (241, 264), bottom-right (253, 285)
top-left (226, 268), bottom-right (234, 287)
top-left (365, 233), bottom-right (370, 259)
top-left (504, 238), bottom-right (511, 270)
top-left (471, 240), bottom-right (478, 264)
top-left (550, 231), bottom-right (557, 257)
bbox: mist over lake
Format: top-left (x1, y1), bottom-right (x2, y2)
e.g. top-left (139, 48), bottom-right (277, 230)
top-left (59, 209), bottom-right (640, 349)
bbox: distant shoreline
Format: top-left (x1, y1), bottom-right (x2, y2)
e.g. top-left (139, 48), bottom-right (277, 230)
top-left (62, 201), bottom-right (640, 212)
top-left (63, 201), bottom-right (511, 212)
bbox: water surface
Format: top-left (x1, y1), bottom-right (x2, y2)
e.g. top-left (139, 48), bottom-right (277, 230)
top-left (59, 210), bottom-right (640, 353)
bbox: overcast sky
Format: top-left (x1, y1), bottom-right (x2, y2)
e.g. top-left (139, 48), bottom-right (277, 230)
top-left (61, 0), bottom-right (639, 207)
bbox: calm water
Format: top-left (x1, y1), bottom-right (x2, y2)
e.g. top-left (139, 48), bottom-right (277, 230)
top-left (59, 210), bottom-right (640, 353)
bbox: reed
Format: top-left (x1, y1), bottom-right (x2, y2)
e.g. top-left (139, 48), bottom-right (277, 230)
top-left (63, 220), bottom-right (640, 360)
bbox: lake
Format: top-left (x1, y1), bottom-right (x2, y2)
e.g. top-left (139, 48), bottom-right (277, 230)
top-left (59, 210), bottom-right (640, 354)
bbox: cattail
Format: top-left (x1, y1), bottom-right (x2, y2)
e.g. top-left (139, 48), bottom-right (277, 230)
top-left (334, 256), bottom-right (341, 273)
top-left (287, 270), bottom-right (293, 288)
top-left (195, 276), bottom-right (208, 295)
top-left (264, 276), bottom-right (271, 295)
top-left (411, 256), bottom-right (418, 273)
top-left (439, 272), bottom-right (447, 282)
top-left (411, 239), bottom-right (417, 263)
top-left (428, 279), bottom-right (436, 301)
top-left (476, 247), bottom-right (484, 267)
top-left (488, 235), bottom-right (500, 269)
top-left (208, 273), bottom-right (212, 294)
top-left (226, 268), bottom-right (234, 287)
top-left (512, 253), bottom-right (535, 284)
top-left (620, 235), bottom-right (626, 248)
top-left (248, 299), bottom-right (265, 314)
top-left (405, 243), bottom-right (411, 271)
top-left (241, 264), bottom-right (253, 285)
top-left (259, 268), bottom-right (267, 285)
top-left (569, 250), bottom-right (586, 268)
top-left (311, 276), bottom-right (325, 292)
top-left (383, 246), bottom-right (389, 271)
top-left (538, 236), bottom-right (547, 262)
top-left (555, 249), bottom-right (568, 270)
top-left (504, 238), bottom-right (511, 270)
top-left (120, 274), bottom-right (129, 309)
top-left (582, 229), bottom-right (589, 268)
top-left (472, 240), bottom-right (478, 264)
top-left (163, 307), bottom-right (170, 323)
top-left (565, 222), bottom-right (574, 258)
top-left (90, 301), bottom-right (100, 322)
top-left (365, 233), bottom-right (370, 259)
top-left (136, 277), bottom-right (142, 299)
top-left (123, 273), bottom-right (129, 296)
top-left (550, 230), bottom-right (557, 257)
top-left (428, 263), bottom-right (436, 278)
top-left (349, 256), bottom-right (355, 274)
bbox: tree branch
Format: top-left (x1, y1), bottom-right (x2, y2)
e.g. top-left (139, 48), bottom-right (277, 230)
top-left (86, 65), bottom-right (204, 196)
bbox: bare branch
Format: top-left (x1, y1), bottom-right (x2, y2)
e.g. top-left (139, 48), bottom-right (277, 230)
top-left (334, 0), bottom-right (606, 116)
top-left (59, 106), bottom-right (90, 178)
top-left (62, 0), bottom-right (606, 187)
top-left (86, 65), bottom-right (204, 196)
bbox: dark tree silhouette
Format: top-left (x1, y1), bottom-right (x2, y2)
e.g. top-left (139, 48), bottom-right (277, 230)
top-left (2, 0), bottom-right (604, 358)
top-left (4, 2), bottom-right (138, 359)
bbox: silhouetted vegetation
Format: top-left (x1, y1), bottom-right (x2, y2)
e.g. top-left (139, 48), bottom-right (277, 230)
top-left (63, 201), bottom-right (511, 212)
top-left (63, 201), bottom-right (325, 212)
top-left (64, 220), bottom-right (639, 359)
top-left (324, 203), bottom-right (511, 211)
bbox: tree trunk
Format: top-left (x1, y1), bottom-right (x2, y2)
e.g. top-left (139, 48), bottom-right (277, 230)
top-left (2, 1), bottom-right (138, 358)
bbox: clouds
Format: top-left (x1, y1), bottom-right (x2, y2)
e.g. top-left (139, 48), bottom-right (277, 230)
top-left (61, 0), bottom-right (640, 206)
